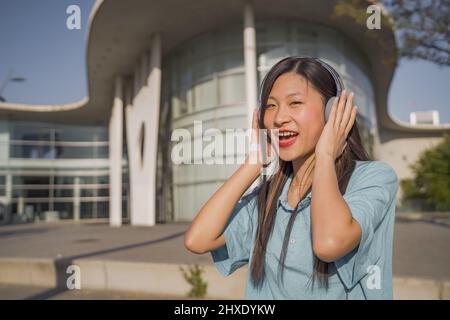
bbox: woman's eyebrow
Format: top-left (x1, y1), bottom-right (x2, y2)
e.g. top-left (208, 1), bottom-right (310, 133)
top-left (286, 92), bottom-right (303, 97)
top-left (268, 92), bottom-right (304, 101)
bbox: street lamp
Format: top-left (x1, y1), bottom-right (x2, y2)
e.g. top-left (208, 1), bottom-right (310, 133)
top-left (0, 70), bottom-right (26, 102)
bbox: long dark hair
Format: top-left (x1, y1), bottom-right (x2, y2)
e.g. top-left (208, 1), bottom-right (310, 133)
top-left (250, 57), bottom-right (371, 289)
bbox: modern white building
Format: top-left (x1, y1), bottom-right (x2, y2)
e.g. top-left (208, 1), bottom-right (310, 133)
top-left (410, 110), bottom-right (440, 125)
top-left (0, 0), bottom-right (449, 226)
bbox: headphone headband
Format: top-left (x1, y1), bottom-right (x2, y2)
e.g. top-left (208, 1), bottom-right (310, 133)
top-left (292, 56), bottom-right (345, 122)
top-left (311, 58), bottom-right (344, 95)
top-left (259, 56), bottom-right (346, 123)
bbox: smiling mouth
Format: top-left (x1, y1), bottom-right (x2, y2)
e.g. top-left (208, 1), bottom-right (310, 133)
top-left (278, 131), bottom-right (298, 139)
top-left (277, 131), bottom-right (299, 148)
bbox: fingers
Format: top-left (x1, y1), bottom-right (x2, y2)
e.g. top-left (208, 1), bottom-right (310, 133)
top-left (249, 106), bottom-right (281, 167)
top-left (252, 107), bottom-right (260, 130)
top-left (249, 107), bottom-right (277, 167)
top-left (333, 90), bottom-right (346, 128)
top-left (328, 96), bottom-right (338, 124)
top-left (267, 130), bottom-right (279, 163)
top-left (251, 107), bottom-right (260, 145)
top-left (345, 105), bottom-right (357, 136)
top-left (333, 90), bottom-right (356, 132)
top-left (333, 90), bottom-right (347, 127)
top-left (341, 91), bottom-right (354, 131)
top-left (332, 91), bottom-right (356, 158)
top-left (248, 107), bottom-right (261, 165)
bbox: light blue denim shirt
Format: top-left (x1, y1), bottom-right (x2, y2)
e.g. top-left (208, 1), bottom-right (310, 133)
top-left (211, 160), bottom-right (399, 299)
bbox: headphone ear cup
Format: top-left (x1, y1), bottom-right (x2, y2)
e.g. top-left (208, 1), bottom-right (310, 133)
top-left (324, 97), bottom-right (335, 122)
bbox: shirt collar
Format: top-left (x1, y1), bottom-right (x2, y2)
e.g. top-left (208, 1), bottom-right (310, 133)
top-left (277, 172), bottom-right (312, 212)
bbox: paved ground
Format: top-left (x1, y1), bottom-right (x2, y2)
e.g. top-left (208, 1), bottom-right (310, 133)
top-left (0, 219), bottom-right (448, 281)
top-left (393, 219), bottom-right (450, 280)
top-left (0, 221), bottom-right (209, 265)
top-left (0, 283), bottom-right (186, 300)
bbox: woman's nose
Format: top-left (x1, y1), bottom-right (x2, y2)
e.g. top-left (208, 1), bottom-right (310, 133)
top-left (273, 107), bottom-right (291, 127)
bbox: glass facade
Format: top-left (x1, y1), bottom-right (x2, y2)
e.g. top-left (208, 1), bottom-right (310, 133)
top-left (162, 20), bottom-right (378, 222)
top-left (8, 122), bottom-right (109, 159)
top-left (161, 24), bottom-right (247, 222)
top-left (0, 120), bottom-right (129, 224)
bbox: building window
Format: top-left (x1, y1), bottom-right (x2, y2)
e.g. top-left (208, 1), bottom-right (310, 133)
top-left (165, 25), bottom-right (245, 121)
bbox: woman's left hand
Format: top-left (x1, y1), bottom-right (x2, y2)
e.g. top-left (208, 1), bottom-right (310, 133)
top-left (315, 90), bottom-right (358, 161)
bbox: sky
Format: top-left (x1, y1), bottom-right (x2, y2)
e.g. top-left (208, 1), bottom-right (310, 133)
top-left (0, 0), bottom-right (449, 124)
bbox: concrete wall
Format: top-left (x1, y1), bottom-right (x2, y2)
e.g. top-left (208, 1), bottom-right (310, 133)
top-left (374, 126), bottom-right (447, 201)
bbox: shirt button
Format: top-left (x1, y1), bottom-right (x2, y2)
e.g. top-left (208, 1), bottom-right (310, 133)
top-left (290, 238), bottom-right (296, 244)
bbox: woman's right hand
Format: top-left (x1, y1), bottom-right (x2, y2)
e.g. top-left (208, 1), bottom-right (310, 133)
top-left (245, 107), bottom-right (278, 171)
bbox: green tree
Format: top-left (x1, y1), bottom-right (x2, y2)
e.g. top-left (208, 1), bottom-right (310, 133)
top-left (333, 0), bottom-right (450, 66)
top-left (400, 133), bottom-right (450, 211)
top-left (385, 0), bottom-right (450, 67)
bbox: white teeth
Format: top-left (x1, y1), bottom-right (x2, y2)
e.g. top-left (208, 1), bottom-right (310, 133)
top-left (279, 131), bottom-right (297, 137)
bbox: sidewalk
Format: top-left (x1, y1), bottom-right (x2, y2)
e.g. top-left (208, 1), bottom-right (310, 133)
top-left (0, 218), bottom-right (448, 299)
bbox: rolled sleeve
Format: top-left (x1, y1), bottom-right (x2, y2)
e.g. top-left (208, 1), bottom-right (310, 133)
top-left (334, 161), bottom-right (398, 290)
top-left (210, 188), bottom-right (259, 276)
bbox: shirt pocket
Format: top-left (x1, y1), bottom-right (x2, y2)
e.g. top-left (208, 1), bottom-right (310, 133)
top-left (283, 216), bottom-right (315, 272)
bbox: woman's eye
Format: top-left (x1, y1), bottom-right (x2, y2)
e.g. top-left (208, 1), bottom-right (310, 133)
top-left (291, 101), bottom-right (303, 105)
top-left (265, 104), bottom-right (275, 108)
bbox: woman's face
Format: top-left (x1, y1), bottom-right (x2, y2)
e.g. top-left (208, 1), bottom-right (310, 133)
top-left (263, 72), bottom-right (325, 162)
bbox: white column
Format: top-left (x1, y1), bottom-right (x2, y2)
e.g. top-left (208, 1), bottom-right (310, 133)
top-left (17, 196), bottom-right (24, 216)
top-left (109, 75), bottom-right (123, 227)
top-left (244, 2), bottom-right (258, 129)
top-left (73, 176), bottom-right (80, 222)
top-left (126, 33), bottom-right (161, 226)
top-left (5, 173), bottom-right (12, 223)
top-left (146, 33), bottom-right (162, 226)
top-left (125, 84), bottom-right (134, 221)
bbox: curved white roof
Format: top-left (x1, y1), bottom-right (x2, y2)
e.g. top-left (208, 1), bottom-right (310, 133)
top-left (1, 0), bottom-right (447, 133)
